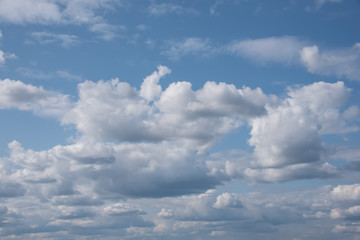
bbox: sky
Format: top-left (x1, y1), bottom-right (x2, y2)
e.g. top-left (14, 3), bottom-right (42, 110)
top-left (0, 0), bottom-right (360, 239)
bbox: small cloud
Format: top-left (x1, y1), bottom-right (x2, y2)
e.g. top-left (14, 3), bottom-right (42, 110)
top-left (89, 23), bottom-right (126, 41)
top-left (149, 3), bottom-right (198, 16)
top-left (162, 37), bottom-right (214, 60)
top-left (300, 43), bottom-right (360, 81)
top-left (136, 24), bottom-right (147, 31)
top-left (0, 50), bottom-right (17, 65)
top-left (307, 0), bottom-right (343, 11)
top-left (31, 31), bottom-right (80, 48)
top-left (226, 36), bottom-right (306, 65)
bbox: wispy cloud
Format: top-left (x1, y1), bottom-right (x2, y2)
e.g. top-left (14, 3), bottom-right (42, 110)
top-left (161, 37), bottom-right (215, 60)
top-left (162, 36), bottom-right (360, 81)
top-left (149, 3), bottom-right (198, 16)
top-left (31, 31), bottom-right (80, 48)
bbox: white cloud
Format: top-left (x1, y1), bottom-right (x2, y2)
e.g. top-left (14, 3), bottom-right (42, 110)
top-left (0, 66), bottom-right (359, 238)
top-left (89, 23), bottom-right (125, 41)
top-left (0, 31), bottom-right (17, 65)
top-left (331, 184), bottom-right (360, 202)
top-left (301, 44), bottom-right (360, 81)
top-left (162, 38), bottom-right (214, 60)
top-left (31, 31), bottom-right (80, 48)
top-left (213, 192), bottom-right (243, 209)
top-left (330, 206), bottom-right (360, 220)
top-left (140, 65), bottom-right (171, 101)
top-left (0, 0), bottom-right (123, 41)
top-left (0, 0), bottom-right (62, 24)
top-left (244, 162), bottom-right (337, 183)
top-left (248, 81), bottom-right (356, 169)
top-left (63, 66), bottom-right (269, 150)
top-left (0, 79), bottom-right (71, 117)
top-left (157, 208), bottom-right (174, 218)
top-left (0, 50), bottom-right (5, 65)
top-left (309, 0), bottom-right (343, 10)
top-left (160, 36), bottom-right (360, 82)
top-left (148, 3), bottom-right (198, 16)
top-left (227, 36), bottom-right (306, 64)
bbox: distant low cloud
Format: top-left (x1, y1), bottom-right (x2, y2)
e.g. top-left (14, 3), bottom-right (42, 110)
top-left (163, 36), bottom-right (360, 82)
top-left (0, 0), bottom-right (123, 41)
top-left (226, 36), bottom-right (306, 65)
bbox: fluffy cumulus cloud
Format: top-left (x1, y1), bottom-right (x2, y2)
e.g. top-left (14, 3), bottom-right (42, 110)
top-left (0, 66), bottom-right (359, 238)
top-left (300, 43), bottom-right (360, 81)
top-left (248, 81), bottom-right (355, 172)
top-left (63, 65), bottom-right (270, 150)
top-left (0, 79), bottom-right (71, 117)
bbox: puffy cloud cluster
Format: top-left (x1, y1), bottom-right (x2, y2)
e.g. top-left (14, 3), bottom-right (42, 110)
top-left (0, 66), bottom-right (359, 238)
top-left (63, 66), bottom-right (270, 150)
top-left (249, 81), bottom-right (355, 169)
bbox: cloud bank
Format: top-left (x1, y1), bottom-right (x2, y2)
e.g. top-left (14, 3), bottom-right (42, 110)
top-left (0, 66), bottom-right (359, 238)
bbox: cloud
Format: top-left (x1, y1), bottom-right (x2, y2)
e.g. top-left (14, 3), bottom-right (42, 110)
top-left (0, 50), bottom-right (4, 65)
top-left (248, 81), bottom-right (356, 169)
top-left (148, 3), bottom-right (198, 16)
top-left (162, 36), bottom-right (360, 82)
top-left (227, 36), bottom-right (306, 64)
top-left (0, 0), bottom-right (62, 24)
top-left (330, 206), bottom-right (360, 220)
top-left (308, 0), bottom-right (343, 10)
top-left (0, 79), bottom-right (71, 117)
top-left (31, 31), bottom-right (80, 48)
top-left (89, 23), bottom-right (126, 41)
top-left (0, 66), bottom-right (359, 238)
top-left (300, 43), bottom-right (360, 81)
top-left (162, 38), bottom-right (214, 60)
top-left (213, 192), bottom-right (243, 209)
top-left (0, 31), bottom-right (17, 65)
top-left (0, 0), bottom-right (123, 41)
top-left (331, 184), bottom-right (360, 202)
top-left (63, 65), bottom-right (269, 150)
top-left (140, 65), bottom-right (171, 101)
top-left (244, 162), bottom-right (337, 183)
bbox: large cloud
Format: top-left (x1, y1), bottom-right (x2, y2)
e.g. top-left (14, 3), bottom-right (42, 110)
top-left (248, 81), bottom-right (356, 169)
top-left (0, 66), bottom-right (359, 239)
top-left (63, 65), bottom-right (270, 150)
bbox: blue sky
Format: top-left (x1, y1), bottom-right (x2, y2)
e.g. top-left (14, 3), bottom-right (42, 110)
top-left (0, 0), bottom-right (360, 239)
